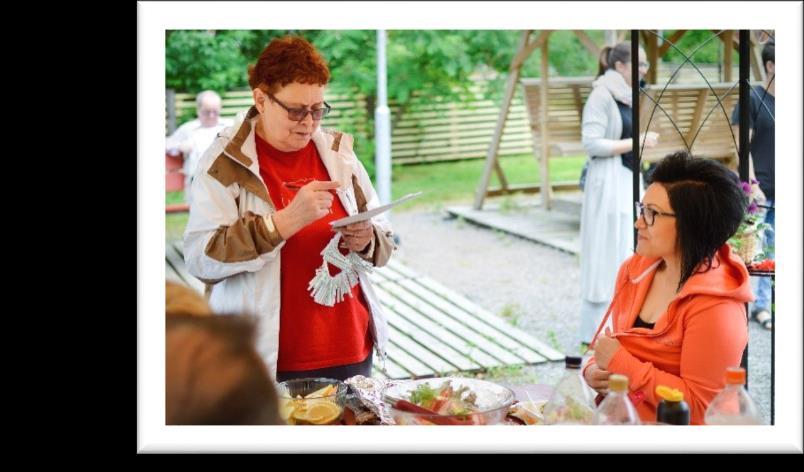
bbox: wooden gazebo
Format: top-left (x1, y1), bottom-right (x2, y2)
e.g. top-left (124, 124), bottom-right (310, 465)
top-left (473, 30), bottom-right (768, 211)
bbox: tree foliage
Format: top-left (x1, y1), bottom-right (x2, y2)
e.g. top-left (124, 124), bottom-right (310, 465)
top-left (165, 30), bottom-right (723, 174)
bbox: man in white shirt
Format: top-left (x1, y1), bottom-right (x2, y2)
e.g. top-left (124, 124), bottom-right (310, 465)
top-left (166, 90), bottom-right (232, 202)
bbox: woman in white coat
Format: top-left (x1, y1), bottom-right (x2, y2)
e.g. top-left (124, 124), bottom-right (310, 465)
top-left (183, 36), bottom-right (395, 382)
top-left (578, 41), bottom-right (658, 346)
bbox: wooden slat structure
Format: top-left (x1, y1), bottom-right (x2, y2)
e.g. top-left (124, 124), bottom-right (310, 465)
top-left (169, 86), bottom-right (534, 166)
top-left (521, 76), bottom-right (594, 159)
top-left (165, 240), bottom-right (563, 380)
top-left (639, 82), bottom-right (744, 165)
top-left (473, 29), bottom-right (769, 211)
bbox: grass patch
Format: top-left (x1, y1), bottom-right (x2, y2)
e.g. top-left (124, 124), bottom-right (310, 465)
top-left (498, 303), bottom-right (522, 327)
top-left (162, 154), bottom-right (586, 240)
top-left (166, 191), bottom-right (189, 242)
top-left (391, 154), bottom-right (586, 211)
top-left (546, 330), bottom-right (563, 353)
top-left (477, 364), bottom-right (540, 385)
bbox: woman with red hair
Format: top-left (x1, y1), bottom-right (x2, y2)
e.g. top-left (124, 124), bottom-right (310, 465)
top-left (184, 36), bottom-right (395, 382)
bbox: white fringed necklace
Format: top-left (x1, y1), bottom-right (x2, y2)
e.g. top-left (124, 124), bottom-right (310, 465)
top-left (307, 232), bottom-right (374, 307)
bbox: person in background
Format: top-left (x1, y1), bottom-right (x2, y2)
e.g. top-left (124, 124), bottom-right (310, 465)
top-left (730, 39), bottom-right (775, 330)
top-left (578, 41), bottom-right (659, 347)
top-left (166, 90), bottom-right (232, 200)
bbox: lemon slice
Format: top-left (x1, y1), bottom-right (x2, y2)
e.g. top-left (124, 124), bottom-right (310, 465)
top-left (305, 401), bottom-right (342, 425)
top-left (306, 384), bottom-right (337, 399)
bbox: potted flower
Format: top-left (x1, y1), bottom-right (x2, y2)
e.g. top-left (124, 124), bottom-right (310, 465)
top-left (728, 179), bottom-right (771, 264)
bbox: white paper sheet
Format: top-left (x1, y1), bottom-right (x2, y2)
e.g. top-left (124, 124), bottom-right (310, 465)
top-left (330, 192), bottom-right (423, 228)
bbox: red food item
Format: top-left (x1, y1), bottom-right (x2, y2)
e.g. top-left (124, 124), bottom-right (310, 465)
top-left (750, 259), bottom-right (775, 272)
top-left (394, 400), bottom-right (469, 425)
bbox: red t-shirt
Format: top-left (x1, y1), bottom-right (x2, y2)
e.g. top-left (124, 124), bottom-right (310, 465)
top-left (255, 133), bottom-right (372, 372)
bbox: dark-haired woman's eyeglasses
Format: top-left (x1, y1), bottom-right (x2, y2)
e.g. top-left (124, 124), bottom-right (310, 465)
top-left (268, 93), bottom-right (331, 122)
top-left (635, 202), bottom-right (675, 226)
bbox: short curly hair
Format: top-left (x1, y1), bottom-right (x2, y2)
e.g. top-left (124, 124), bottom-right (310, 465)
top-left (248, 36), bottom-right (330, 94)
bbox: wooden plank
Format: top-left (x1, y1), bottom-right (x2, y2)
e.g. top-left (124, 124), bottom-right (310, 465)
top-left (720, 30), bottom-right (734, 82)
top-left (166, 261), bottom-right (183, 285)
top-left (572, 30), bottom-right (600, 58)
top-left (385, 338), bottom-right (439, 378)
top-left (377, 282), bottom-right (524, 366)
top-left (385, 261), bottom-right (564, 362)
top-left (374, 285), bottom-right (505, 369)
top-left (484, 181), bottom-right (580, 197)
top-left (378, 356), bottom-right (413, 380)
top-left (383, 297), bottom-right (483, 371)
top-left (370, 367), bottom-right (388, 380)
top-left (370, 265), bottom-right (411, 284)
top-left (166, 243), bottom-right (205, 294)
top-left (685, 89), bottom-right (709, 145)
top-left (658, 30), bottom-right (687, 57)
top-left (539, 40), bottom-right (551, 210)
top-left (387, 324), bottom-right (460, 375)
top-left (394, 278), bottom-right (548, 364)
top-left (474, 30), bottom-right (532, 210)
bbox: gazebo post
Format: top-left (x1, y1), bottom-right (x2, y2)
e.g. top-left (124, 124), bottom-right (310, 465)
top-left (539, 35), bottom-right (551, 210)
top-left (474, 30), bottom-right (549, 210)
top-left (723, 30), bottom-right (734, 82)
top-left (473, 30), bottom-right (531, 210)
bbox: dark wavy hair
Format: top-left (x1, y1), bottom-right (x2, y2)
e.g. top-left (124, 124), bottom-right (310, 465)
top-left (648, 151), bottom-right (747, 291)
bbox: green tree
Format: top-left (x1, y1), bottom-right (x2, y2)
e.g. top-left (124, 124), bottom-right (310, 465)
top-left (165, 30), bottom-right (609, 175)
top-left (660, 30), bottom-right (724, 64)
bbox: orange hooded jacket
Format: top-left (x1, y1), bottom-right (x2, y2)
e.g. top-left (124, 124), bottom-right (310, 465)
top-left (585, 244), bottom-right (753, 425)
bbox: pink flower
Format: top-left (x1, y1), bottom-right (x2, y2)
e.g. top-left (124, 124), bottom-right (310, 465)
top-left (747, 202), bottom-right (759, 214)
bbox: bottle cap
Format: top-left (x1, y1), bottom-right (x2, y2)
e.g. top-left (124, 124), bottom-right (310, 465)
top-left (655, 385), bottom-right (684, 402)
top-left (565, 356), bottom-right (582, 368)
top-left (608, 374), bottom-right (629, 392)
top-left (725, 367), bottom-right (746, 385)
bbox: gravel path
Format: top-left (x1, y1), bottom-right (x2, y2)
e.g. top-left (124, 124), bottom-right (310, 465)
top-left (388, 206), bottom-right (773, 424)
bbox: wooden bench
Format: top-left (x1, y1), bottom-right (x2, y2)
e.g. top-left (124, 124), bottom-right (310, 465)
top-left (520, 76), bottom-right (594, 159)
top-left (521, 78), bottom-right (754, 168)
top-left (639, 82), bottom-right (748, 166)
top-left (165, 240), bottom-right (563, 380)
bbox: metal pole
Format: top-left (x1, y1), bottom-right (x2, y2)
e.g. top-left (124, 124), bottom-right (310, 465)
top-left (771, 275), bottom-right (775, 425)
top-left (739, 30), bottom-right (750, 183)
top-left (375, 29), bottom-right (392, 205)
top-left (739, 30), bottom-right (750, 389)
top-left (166, 89), bottom-right (177, 135)
top-left (632, 31), bottom-right (640, 250)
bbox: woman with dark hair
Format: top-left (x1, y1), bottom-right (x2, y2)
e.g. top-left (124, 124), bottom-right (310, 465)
top-left (578, 41), bottom-right (660, 346)
top-left (583, 151), bottom-right (753, 425)
top-left (184, 36), bottom-right (395, 383)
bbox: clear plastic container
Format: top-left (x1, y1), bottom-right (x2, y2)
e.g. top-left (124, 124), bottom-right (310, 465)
top-left (543, 356), bottom-right (596, 425)
top-left (594, 374), bottom-right (640, 425)
top-left (704, 367), bottom-right (761, 425)
top-left (383, 377), bottom-right (515, 425)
